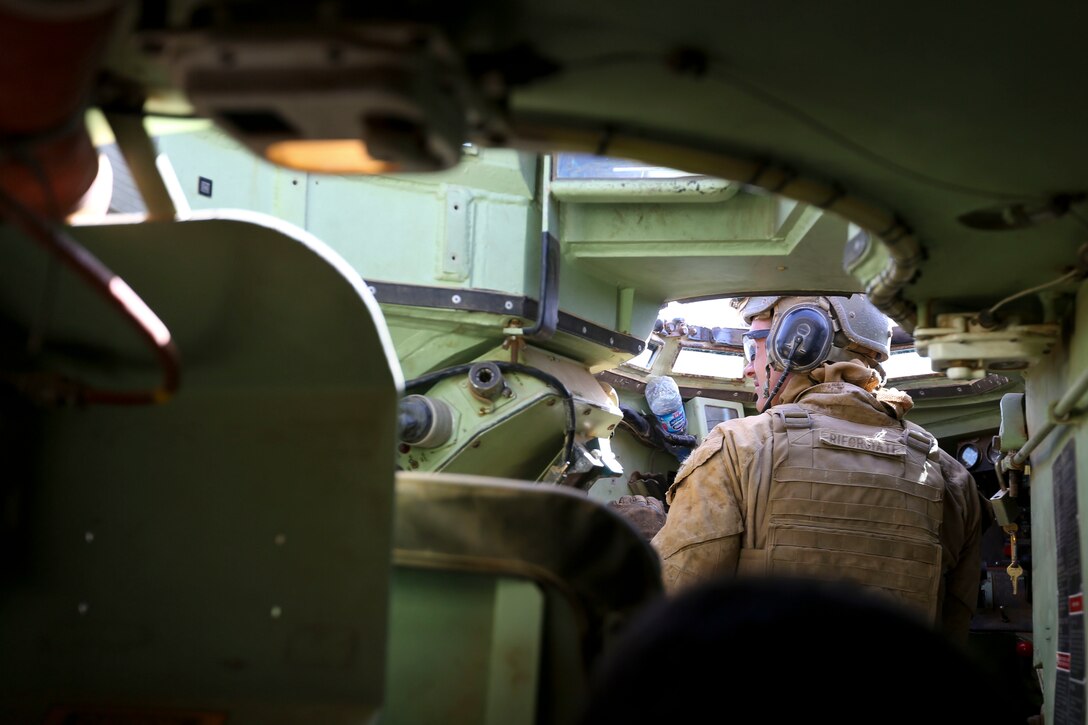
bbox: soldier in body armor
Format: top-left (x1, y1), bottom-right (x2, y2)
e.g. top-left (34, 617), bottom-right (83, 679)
top-left (648, 295), bottom-right (985, 642)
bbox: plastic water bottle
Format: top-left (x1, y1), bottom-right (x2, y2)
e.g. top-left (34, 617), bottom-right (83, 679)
top-left (645, 375), bottom-right (687, 435)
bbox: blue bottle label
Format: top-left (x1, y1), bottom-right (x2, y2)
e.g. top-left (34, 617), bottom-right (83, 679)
top-left (656, 407), bottom-right (687, 435)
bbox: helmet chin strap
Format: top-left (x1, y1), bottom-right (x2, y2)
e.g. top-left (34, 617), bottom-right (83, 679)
top-left (760, 367), bottom-right (792, 414)
top-left (760, 334), bottom-right (803, 414)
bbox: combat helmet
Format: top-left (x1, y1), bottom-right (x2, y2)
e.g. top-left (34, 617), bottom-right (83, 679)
top-left (734, 294), bottom-right (891, 372)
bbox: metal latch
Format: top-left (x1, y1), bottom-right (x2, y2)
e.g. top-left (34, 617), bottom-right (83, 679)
top-left (990, 488), bottom-right (1020, 528)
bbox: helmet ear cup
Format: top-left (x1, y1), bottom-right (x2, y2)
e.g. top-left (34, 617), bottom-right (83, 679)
top-left (768, 305), bottom-right (834, 373)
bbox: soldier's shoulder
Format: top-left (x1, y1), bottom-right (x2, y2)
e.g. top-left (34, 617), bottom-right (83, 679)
top-left (673, 414), bottom-right (768, 483)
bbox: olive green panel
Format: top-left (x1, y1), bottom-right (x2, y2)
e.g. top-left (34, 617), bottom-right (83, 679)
top-left (156, 128), bottom-right (309, 227)
top-left (385, 571), bottom-right (543, 725)
top-left (562, 190), bottom-right (778, 250)
top-left (559, 193), bottom-right (857, 301)
top-left (1022, 279), bottom-right (1088, 725)
top-left (555, 254), bottom-right (661, 338)
top-left (0, 213), bottom-right (398, 723)
top-left (436, 397), bottom-right (567, 481)
top-left (904, 403), bottom-right (1003, 443)
top-left (157, 128), bottom-right (650, 365)
top-left (305, 171), bottom-right (537, 291)
top-left (381, 304), bottom-right (639, 380)
top-left (401, 369), bottom-right (569, 481)
top-left (892, 374), bottom-right (1025, 444)
top-left (382, 306), bottom-right (512, 380)
top-left (586, 474), bottom-right (632, 503)
top-left (157, 128), bottom-right (540, 295)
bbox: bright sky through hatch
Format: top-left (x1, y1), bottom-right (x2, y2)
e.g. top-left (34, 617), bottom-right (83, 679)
top-left (658, 298), bottom-right (935, 379)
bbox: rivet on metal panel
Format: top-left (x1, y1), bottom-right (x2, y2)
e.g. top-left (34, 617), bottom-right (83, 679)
top-left (452, 294), bottom-right (462, 304)
top-left (271, 606), bottom-right (283, 619)
top-left (504, 300), bottom-right (513, 310)
top-left (368, 286), bottom-right (376, 295)
top-left (274, 534), bottom-right (286, 546)
top-left (638, 344), bottom-right (643, 351)
top-left (84, 531), bottom-right (94, 543)
top-left (582, 326), bottom-right (588, 334)
top-left (609, 337), bottom-right (614, 345)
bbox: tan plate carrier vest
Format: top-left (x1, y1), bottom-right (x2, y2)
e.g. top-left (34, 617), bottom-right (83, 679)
top-left (737, 404), bottom-right (946, 624)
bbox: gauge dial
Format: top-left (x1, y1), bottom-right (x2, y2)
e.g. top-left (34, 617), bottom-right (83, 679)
top-left (958, 442), bottom-right (980, 469)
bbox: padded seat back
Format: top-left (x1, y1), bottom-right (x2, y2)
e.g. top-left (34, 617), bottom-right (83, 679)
top-left (387, 471), bottom-right (663, 725)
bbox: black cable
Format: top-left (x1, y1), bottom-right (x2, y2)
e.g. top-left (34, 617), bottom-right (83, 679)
top-left (760, 335), bottom-right (801, 414)
top-left (405, 360), bottom-right (577, 477)
top-left (619, 404), bottom-right (651, 438)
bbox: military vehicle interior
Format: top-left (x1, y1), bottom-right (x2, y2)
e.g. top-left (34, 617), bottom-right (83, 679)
top-left (2, 2), bottom-right (1085, 723)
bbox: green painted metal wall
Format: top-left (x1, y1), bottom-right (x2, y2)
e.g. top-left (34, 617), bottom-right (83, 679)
top-left (1022, 279), bottom-right (1088, 724)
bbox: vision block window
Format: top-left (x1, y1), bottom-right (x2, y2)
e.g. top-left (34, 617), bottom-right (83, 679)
top-left (704, 402), bottom-right (740, 428)
top-left (673, 349), bottom-right (745, 380)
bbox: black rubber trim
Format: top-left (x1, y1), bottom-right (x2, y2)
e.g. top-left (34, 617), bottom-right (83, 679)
top-left (907, 374), bottom-right (1012, 400)
top-left (523, 231), bottom-right (559, 341)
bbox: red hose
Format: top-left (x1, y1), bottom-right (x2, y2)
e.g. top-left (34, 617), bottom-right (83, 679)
top-left (0, 188), bottom-right (180, 405)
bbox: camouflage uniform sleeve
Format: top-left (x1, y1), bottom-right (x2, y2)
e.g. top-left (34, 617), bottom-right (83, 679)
top-left (936, 448), bottom-right (986, 642)
top-left (649, 424), bottom-right (751, 593)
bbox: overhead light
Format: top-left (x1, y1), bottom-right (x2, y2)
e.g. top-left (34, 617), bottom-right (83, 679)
top-left (265, 139), bottom-right (399, 174)
top-left (154, 25), bottom-right (493, 174)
